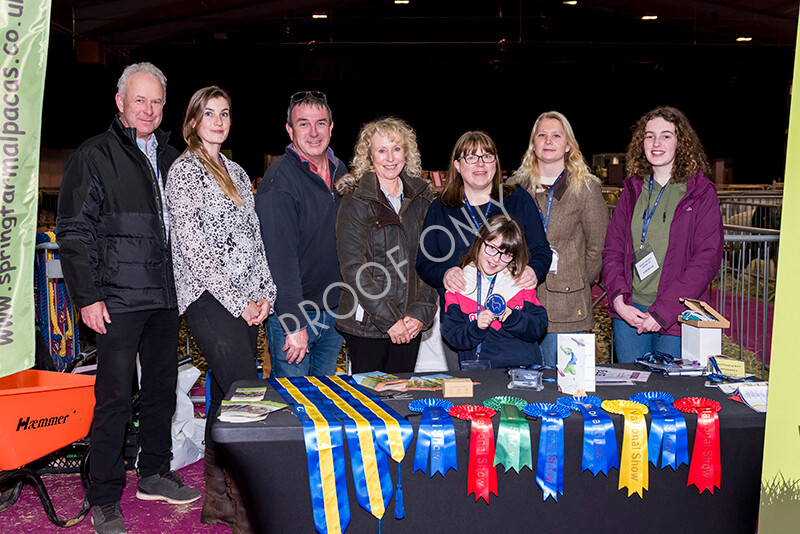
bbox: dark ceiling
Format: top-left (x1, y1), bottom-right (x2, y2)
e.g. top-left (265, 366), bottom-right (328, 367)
top-left (51, 0), bottom-right (798, 50)
top-left (43, 1), bottom-right (800, 182)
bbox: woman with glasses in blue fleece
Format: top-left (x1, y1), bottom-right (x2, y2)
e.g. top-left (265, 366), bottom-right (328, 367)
top-left (416, 130), bottom-right (552, 371)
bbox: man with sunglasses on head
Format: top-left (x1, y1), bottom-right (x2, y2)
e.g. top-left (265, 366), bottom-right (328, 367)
top-left (256, 91), bottom-right (347, 377)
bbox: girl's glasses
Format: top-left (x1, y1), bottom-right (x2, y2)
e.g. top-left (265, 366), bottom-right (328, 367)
top-left (483, 242), bottom-right (513, 263)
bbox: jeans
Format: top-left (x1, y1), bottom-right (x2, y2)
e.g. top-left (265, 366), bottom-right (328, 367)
top-left (88, 308), bottom-right (179, 506)
top-left (266, 309), bottom-right (343, 377)
top-left (612, 302), bottom-right (681, 363)
top-left (539, 331), bottom-right (585, 367)
top-left (183, 291), bottom-right (259, 450)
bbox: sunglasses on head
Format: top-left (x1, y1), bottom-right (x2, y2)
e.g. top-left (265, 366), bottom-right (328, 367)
top-left (290, 91), bottom-right (327, 103)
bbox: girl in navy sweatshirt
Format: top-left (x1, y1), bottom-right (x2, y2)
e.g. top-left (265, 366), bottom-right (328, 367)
top-left (442, 215), bottom-right (548, 369)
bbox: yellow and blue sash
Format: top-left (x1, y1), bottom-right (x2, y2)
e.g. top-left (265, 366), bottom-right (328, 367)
top-left (270, 377), bottom-right (350, 534)
top-left (270, 376), bottom-right (413, 527)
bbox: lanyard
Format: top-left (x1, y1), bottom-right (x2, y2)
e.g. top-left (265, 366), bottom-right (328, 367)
top-left (640, 175), bottom-right (666, 248)
top-left (475, 272), bottom-right (497, 357)
top-left (464, 196), bottom-right (492, 230)
top-left (388, 193), bottom-right (403, 213)
top-left (534, 172), bottom-right (563, 233)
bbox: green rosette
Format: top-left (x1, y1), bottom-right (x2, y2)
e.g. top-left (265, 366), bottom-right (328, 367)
top-left (483, 396), bottom-right (532, 473)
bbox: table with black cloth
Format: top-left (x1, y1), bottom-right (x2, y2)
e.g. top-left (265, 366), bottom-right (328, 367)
top-left (212, 367), bottom-right (765, 533)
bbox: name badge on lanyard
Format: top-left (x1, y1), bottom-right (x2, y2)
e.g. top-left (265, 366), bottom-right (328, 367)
top-left (535, 173), bottom-right (562, 274)
top-left (634, 177), bottom-right (664, 281)
top-left (461, 272), bottom-right (496, 370)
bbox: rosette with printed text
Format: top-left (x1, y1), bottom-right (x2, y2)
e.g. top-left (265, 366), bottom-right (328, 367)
top-left (483, 396), bottom-right (532, 473)
top-left (524, 402), bottom-right (571, 501)
top-left (448, 405), bottom-right (498, 502)
top-left (601, 399), bottom-right (649, 498)
top-left (673, 397), bottom-right (722, 494)
top-left (557, 396), bottom-right (619, 476)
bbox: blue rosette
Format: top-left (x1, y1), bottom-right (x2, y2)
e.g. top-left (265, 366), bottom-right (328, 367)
top-left (524, 403), bottom-right (570, 502)
top-left (629, 391), bottom-right (688, 470)
top-left (557, 396), bottom-right (619, 476)
top-left (408, 398), bottom-right (457, 476)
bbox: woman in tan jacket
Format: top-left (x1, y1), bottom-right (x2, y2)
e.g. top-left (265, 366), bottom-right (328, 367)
top-left (511, 111), bottom-right (608, 366)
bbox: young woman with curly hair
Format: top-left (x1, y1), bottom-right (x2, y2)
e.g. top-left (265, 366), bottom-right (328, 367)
top-left (511, 111), bottom-right (608, 366)
top-left (602, 106), bottom-right (723, 362)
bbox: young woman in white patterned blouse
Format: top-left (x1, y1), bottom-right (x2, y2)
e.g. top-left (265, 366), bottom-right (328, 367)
top-left (166, 86), bottom-right (276, 531)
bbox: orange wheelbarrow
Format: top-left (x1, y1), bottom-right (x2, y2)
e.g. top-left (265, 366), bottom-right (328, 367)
top-left (0, 369), bottom-right (95, 527)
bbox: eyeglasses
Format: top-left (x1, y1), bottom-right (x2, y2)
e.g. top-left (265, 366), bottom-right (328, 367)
top-left (290, 91), bottom-right (327, 103)
top-left (483, 242), bottom-right (513, 263)
top-left (458, 153), bottom-right (496, 165)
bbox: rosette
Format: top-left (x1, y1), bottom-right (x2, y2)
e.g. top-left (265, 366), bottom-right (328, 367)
top-left (483, 396), bottom-right (532, 473)
top-left (523, 403), bottom-right (571, 502)
top-left (673, 397), bottom-right (722, 494)
top-left (601, 400), bottom-right (649, 498)
top-left (629, 391), bottom-right (689, 470)
top-left (449, 405), bottom-right (498, 502)
top-left (557, 396), bottom-right (619, 476)
top-left (408, 399), bottom-right (457, 477)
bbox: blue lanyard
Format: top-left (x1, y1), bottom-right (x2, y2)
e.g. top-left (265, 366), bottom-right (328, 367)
top-left (534, 172), bottom-right (563, 233)
top-left (389, 193), bottom-right (403, 213)
top-left (464, 196), bottom-right (492, 230)
top-left (640, 176), bottom-right (666, 248)
top-left (475, 272), bottom-right (497, 357)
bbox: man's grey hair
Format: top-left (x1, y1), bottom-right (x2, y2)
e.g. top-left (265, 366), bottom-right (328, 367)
top-left (117, 62), bottom-right (167, 100)
top-left (286, 92), bottom-right (332, 126)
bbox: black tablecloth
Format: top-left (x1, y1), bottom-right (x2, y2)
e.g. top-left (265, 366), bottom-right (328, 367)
top-left (213, 367), bottom-right (765, 533)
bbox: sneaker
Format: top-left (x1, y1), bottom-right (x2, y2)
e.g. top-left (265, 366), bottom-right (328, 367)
top-left (136, 470), bottom-right (202, 504)
top-left (91, 502), bottom-right (126, 534)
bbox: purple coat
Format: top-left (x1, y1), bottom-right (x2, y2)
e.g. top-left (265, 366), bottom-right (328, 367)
top-left (602, 171), bottom-right (723, 335)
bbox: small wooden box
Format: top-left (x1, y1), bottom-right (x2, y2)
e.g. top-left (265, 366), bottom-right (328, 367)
top-left (442, 378), bottom-right (473, 398)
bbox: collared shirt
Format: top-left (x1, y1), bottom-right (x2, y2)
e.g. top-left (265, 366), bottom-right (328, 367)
top-left (136, 135), bottom-right (170, 238)
top-left (290, 144), bottom-right (331, 189)
top-left (379, 178), bottom-right (404, 213)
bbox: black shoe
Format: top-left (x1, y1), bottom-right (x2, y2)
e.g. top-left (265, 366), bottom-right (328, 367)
top-left (91, 502), bottom-right (126, 534)
top-left (136, 470), bottom-right (202, 504)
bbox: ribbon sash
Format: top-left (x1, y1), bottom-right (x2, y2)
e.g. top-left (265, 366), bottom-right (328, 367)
top-left (494, 403), bottom-right (533, 473)
top-left (270, 378), bottom-right (350, 534)
top-left (307, 376), bottom-right (392, 519)
top-left (536, 414), bottom-right (565, 501)
top-left (413, 405), bottom-right (458, 476)
top-left (577, 403), bottom-right (619, 476)
top-left (327, 375), bottom-right (413, 461)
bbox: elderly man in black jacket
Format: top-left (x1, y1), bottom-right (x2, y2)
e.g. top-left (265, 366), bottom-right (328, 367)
top-left (57, 62), bottom-right (199, 534)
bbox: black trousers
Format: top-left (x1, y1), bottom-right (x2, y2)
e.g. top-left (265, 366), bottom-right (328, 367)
top-left (88, 308), bottom-right (180, 506)
top-left (343, 333), bottom-right (421, 374)
top-left (183, 291), bottom-right (259, 451)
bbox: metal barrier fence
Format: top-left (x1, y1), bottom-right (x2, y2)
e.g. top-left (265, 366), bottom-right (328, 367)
top-left (712, 225), bottom-right (779, 378)
top-left (600, 196), bottom-right (780, 376)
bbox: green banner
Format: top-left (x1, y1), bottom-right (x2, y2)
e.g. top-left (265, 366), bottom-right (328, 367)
top-left (0, 0), bottom-right (51, 377)
top-left (758, 11), bottom-right (800, 530)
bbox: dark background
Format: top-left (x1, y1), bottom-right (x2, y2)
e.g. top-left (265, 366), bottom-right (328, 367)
top-left (42, 0), bottom-right (798, 183)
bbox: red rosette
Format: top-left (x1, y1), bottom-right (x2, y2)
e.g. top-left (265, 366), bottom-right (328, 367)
top-left (448, 405), bottom-right (497, 502)
top-left (448, 405), bottom-right (496, 421)
top-left (673, 397), bottom-right (721, 494)
top-left (673, 397), bottom-right (721, 414)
